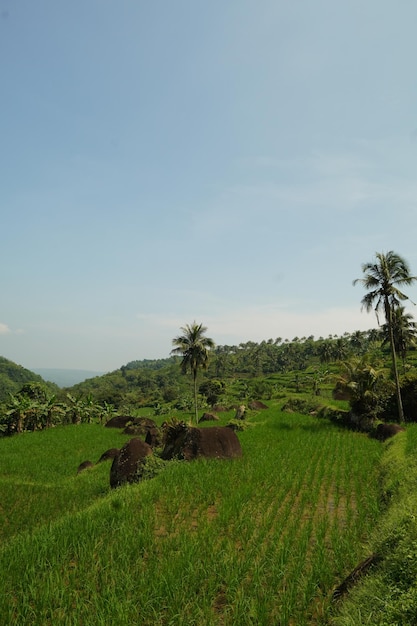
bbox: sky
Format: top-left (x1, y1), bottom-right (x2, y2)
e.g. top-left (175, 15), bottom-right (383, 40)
top-left (1, 1), bottom-right (417, 372)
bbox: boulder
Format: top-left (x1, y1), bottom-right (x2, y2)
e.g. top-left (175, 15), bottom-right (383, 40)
top-left (199, 412), bottom-right (219, 423)
top-left (110, 438), bottom-right (153, 488)
top-left (248, 400), bottom-right (268, 410)
top-left (77, 460), bottom-right (94, 474)
top-left (375, 422), bottom-right (405, 441)
top-left (161, 423), bottom-right (242, 461)
top-left (132, 417), bottom-right (158, 428)
top-left (145, 427), bottom-right (163, 448)
top-left (97, 448), bottom-right (120, 463)
top-left (123, 417), bottom-right (158, 436)
top-left (105, 415), bottom-right (134, 429)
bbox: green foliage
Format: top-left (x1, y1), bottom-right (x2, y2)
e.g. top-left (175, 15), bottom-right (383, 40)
top-left (135, 454), bottom-right (170, 481)
top-left (53, 328), bottom-right (398, 416)
top-left (198, 379), bottom-right (225, 405)
top-left (152, 402), bottom-right (169, 416)
top-left (173, 393), bottom-right (194, 411)
top-left (384, 375), bottom-right (417, 423)
top-left (381, 305), bottom-right (417, 366)
top-left (281, 397), bottom-right (321, 414)
top-left (225, 419), bottom-right (250, 431)
top-left (334, 356), bottom-right (391, 421)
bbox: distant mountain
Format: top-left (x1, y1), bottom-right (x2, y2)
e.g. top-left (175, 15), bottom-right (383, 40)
top-left (33, 369), bottom-right (106, 387)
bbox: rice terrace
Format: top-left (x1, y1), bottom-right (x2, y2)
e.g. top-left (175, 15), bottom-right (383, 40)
top-left (0, 408), bottom-right (383, 625)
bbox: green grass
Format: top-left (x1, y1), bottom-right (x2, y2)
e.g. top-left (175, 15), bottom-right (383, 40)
top-left (330, 424), bottom-right (417, 626)
top-left (0, 407), bottom-right (383, 625)
top-left (0, 424), bottom-right (133, 541)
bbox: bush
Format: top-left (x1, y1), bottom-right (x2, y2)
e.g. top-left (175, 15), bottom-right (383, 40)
top-left (136, 455), bottom-right (170, 481)
top-left (281, 398), bottom-right (320, 414)
top-left (317, 406), bottom-right (351, 426)
top-left (226, 420), bottom-right (249, 432)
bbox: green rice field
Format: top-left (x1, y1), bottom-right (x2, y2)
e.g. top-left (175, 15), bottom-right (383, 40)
top-left (0, 406), bottom-right (382, 625)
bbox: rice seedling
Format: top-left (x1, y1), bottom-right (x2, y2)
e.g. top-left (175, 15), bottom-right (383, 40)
top-left (0, 406), bottom-right (382, 625)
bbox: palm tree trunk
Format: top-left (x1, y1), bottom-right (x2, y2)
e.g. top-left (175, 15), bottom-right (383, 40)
top-left (386, 298), bottom-right (405, 422)
top-left (193, 369), bottom-right (198, 425)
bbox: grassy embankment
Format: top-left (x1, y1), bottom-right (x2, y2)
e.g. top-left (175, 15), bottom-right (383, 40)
top-left (331, 423), bottom-right (417, 626)
top-left (0, 404), bottom-right (383, 625)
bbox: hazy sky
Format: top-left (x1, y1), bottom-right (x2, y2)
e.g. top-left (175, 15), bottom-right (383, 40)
top-left (2, 1), bottom-right (417, 371)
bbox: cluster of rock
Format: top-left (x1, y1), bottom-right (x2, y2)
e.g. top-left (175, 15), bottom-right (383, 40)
top-left (78, 414), bottom-right (244, 489)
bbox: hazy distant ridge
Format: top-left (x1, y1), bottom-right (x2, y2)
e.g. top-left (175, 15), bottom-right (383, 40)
top-left (33, 369), bottom-right (105, 387)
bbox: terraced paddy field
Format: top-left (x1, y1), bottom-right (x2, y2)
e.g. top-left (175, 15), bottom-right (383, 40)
top-left (0, 406), bottom-right (382, 625)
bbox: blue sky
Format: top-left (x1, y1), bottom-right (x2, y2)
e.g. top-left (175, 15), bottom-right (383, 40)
top-left (1, 1), bottom-right (417, 371)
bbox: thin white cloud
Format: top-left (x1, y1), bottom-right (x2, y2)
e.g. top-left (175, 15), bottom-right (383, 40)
top-left (0, 323), bottom-right (11, 334)
top-left (192, 141), bottom-right (417, 236)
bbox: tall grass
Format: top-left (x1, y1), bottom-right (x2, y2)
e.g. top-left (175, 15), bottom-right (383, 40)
top-left (331, 424), bottom-right (417, 626)
top-left (0, 407), bottom-right (382, 625)
top-left (0, 424), bottom-right (133, 541)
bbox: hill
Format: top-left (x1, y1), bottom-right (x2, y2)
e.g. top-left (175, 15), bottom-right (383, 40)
top-left (0, 357), bottom-right (57, 402)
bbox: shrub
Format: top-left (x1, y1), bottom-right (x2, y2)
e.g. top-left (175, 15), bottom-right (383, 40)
top-left (136, 454), bottom-right (170, 481)
top-left (281, 398), bottom-right (321, 414)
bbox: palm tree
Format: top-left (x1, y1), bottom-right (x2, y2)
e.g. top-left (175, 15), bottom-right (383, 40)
top-left (353, 251), bottom-right (417, 422)
top-left (171, 322), bottom-right (215, 424)
top-left (317, 340), bottom-right (334, 364)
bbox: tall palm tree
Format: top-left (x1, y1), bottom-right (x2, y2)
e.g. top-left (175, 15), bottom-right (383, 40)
top-left (171, 322), bottom-right (215, 424)
top-left (353, 251), bottom-right (417, 422)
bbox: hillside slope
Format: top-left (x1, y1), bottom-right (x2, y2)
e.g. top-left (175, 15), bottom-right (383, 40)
top-left (0, 356), bottom-right (53, 402)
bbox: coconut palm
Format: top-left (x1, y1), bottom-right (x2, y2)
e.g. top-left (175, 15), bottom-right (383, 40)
top-left (171, 322), bottom-right (215, 424)
top-left (353, 251), bottom-right (417, 422)
top-left (317, 340), bottom-right (334, 364)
